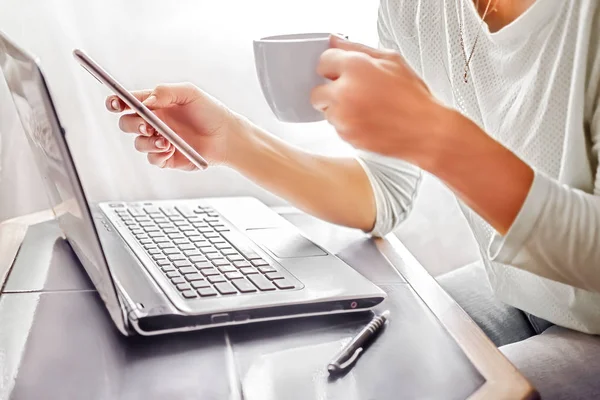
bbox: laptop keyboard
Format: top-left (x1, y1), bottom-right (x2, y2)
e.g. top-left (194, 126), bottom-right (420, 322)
top-left (112, 205), bottom-right (298, 299)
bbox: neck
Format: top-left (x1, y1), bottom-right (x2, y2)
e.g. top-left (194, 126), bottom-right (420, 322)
top-left (474, 0), bottom-right (537, 32)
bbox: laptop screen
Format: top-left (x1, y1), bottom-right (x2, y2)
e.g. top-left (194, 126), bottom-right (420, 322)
top-left (0, 33), bottom-right (127, 334)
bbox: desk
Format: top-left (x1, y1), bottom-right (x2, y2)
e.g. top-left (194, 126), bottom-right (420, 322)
top-left (0, 209), bottom-right (537, 400)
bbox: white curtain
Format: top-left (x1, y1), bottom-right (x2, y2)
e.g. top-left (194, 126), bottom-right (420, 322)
top-left (0, 0), bottom-right (378, 220)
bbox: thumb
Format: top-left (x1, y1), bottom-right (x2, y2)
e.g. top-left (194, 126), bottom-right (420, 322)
top-left (143, 83), bottom-right (199, 109)
top-left (329, 35), bottom-right (382, 59)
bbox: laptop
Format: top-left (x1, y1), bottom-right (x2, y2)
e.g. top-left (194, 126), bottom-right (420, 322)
top-left (0, 32), bottom-right (386, 336)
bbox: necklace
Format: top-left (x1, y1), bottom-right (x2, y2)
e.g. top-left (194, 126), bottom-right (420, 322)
top-left (458, 0), bottom-right (498, 83)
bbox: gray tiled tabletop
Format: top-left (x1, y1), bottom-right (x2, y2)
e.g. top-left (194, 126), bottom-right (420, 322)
top-left (0, 211), bottom-right (484, 400)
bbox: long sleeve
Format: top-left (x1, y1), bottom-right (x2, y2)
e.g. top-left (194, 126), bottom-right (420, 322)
top-left (488, 95), bottom-right (600, 292)
top-left (355, 1), bottom-right (423, 238)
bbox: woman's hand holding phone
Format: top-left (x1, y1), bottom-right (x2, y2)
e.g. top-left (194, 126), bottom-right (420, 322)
top-left (106, 83), bottom-right (247, 170)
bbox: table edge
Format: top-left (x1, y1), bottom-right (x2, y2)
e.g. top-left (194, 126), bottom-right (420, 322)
top-left (377, 235), bottom-right (538, 400)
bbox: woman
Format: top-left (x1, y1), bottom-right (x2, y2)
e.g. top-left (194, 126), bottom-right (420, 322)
top-left (107, 0), bottom-right (600, 397)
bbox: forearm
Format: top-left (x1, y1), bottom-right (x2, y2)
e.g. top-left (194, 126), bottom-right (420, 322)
top-left (226, 122), bottom-right (376, 231)
top-left (421, 111), bottom-right (534, 236)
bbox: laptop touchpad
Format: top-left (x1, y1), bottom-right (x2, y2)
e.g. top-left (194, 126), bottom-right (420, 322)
top-left (246, 228), bottom-right (327, 258)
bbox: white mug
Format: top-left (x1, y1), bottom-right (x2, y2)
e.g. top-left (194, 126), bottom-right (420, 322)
top-left (253, 33), bottom-right (331, 123)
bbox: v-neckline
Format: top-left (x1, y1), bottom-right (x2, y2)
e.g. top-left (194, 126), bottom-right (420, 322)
top-left (462, 0), bottom-right (560, 44)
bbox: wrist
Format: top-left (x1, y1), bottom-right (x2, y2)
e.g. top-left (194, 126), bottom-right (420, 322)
top-left (418, 107), bottom-right (479, 175)
top-left (222, 114), bottom-right (257, 170)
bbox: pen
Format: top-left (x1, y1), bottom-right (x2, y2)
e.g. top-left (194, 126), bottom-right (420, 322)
top-left (327, 310), bottom-right (390, 374)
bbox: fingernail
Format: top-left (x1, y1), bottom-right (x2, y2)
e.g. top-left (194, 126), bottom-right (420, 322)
top-left (155, 137), bottom-right (168, 149)
top-left (139, 124), bottom-right (147, 135)
top-left (111, 99), bottom-right (120, 110)
top-left (144, 95), bottom-right (157, 107)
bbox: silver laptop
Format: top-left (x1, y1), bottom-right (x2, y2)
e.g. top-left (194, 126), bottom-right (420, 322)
top-left (0, 32), bottom-right (386, 336)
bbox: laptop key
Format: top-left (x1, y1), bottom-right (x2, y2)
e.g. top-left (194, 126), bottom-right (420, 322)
top-left (148, 232), bottom-right (164, 238)
top-left (161, 265), bottom-right (176, 272)
top-left (156, 259), bottom-right (170, 266)
top-left (240, 267), bottom-right (259, 275)
top-left (139, 221), bottom-right (154, 227)
top-left (209, 237), bottom-right (226, 244)
top-left (201, 268), bottom-right (219, 277)
top-left (233, 261), bottom-right (251, 268)
top-left (215, 226), bottom-right (230, 232)
top-left (176, 283), bottom-right (191, 291)
top-left (128, 208), bottom-right (145, 217)
top-left (191, 280), bottom-right (210, 289)
top-left (174, 261), bottom-right (192, 268)
top-left (190, 255), bottom-right (208, 263)
top-left (180, 226), bottom-right (196, 232)
top-left (258, 265), bottom-right (277, 273)
top-left (178, 244), bottom-right (195, 251)
top-left (197, 287), bottom-right (218, 297)
top-left (215, 243), bottom-right (231, 250)
top-left (131, 229), bottom-right (144, 235)
top-left (178, 266), bottom-right (196, 274)
top-left (152, 254), bottom-right (165, 261)
top-left (195, 262), bottom-right (212, 270)
top-left (248, 274), bottom-right (277, 291)
top-left (265, 272), bottom-right (284, 280)
top-left (147, 249), bottom-right (162, 255)
top-left (226, 254), bottom-right (244, 262)
top-left (218, 265), bottom-right (237, 273)
top-left (221, 248), bottom-right (238, 256)
top-left (144, 226), bottom-right (160, 232)
top-left (173, 238), bottom-right (189, 245)
top-left (153, 217), bottom-right (169, 223)
top-left (168, 233), bottom-right (185, 239)
top-left (184, 249), bottom-right (202, 257)
top-left (139, 239), bottom-right (153, 245)
top-left (214, 282), bottom-right (237, 295)
top-left (185, 273), bottom-right (204, 282)
top-left (158, 242), bottom-right (175, 249)
top-left (163, 228), bottom-right (179, 234)
top-left (208, 275), bottom-right (227, 284)
top-left (273, 278), bottom-right (295, 290)
top-left (168, 254), bottom-right (185, 261)
top-left (232, 279), bottom-right (258, 293)
top-left (188, 235), bottom-right (206, 242)
top-left (181, 290), bottom-right (197, 299)
top-left (225, 271), bottom-right (244, 280)
top-left (212, 259), bottom-right (230, 267)
top-left (251, 259), bottom-right (269, 267)
top-left (153, 236), bottom-right (169, 243)
top-left (206, 253), bottom-right (223, 260)
top-left (163, 248), bottom-right (179, 255)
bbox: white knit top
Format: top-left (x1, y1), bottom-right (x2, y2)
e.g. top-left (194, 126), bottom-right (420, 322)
top-left (357, 0), bottom-right (600, 333)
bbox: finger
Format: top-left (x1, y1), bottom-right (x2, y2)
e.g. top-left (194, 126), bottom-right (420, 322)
top-left (310, 83), bottom-right (335, 112)
top-left (330, 35), bottom-right (382, 59)
top-left (147, 147), bottom-right (176, 168)
top-left (317, 48), bottom-right (347, 80)
top-left (134, 135), bottom-right (172, 153)
top-left (142, 83), bottom-right (199, 110)
top-left (118, 114), bottom-right (156, 136)
top-left (105, 90), bottom-right (153, 113)
top-left (169, 151), bottom-right (199, 171)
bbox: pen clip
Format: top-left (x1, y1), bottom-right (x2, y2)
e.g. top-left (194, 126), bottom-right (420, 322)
top-left (338, 347), bottom-right (363, 370)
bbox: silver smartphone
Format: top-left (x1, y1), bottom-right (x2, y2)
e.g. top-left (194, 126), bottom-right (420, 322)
top-left (73, 49), bottom-right (209, 170)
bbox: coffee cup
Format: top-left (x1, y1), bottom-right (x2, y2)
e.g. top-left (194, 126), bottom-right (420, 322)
top-left (253, 33), bottom-right (332, 123)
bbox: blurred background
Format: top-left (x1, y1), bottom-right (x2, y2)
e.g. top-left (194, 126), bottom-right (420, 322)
top-left (0, 0), bottom-right (478, 276)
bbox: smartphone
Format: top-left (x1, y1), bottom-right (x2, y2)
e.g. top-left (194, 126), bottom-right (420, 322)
top-left (73, 49), bottom-right (209, 170)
